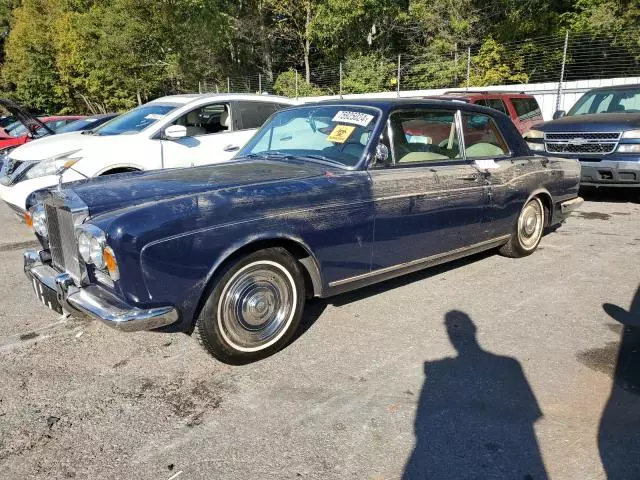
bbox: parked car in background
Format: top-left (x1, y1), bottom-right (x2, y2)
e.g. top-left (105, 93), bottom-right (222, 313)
top-left (0, 115), bottom-right (85, 152)
top-left (525, 84), bottom-right (640, 188)
top-left (0, 111), bottom-right (115, 175)
top-left (53, 113), bottom-right (119, 134)
top-left (422, 91), bottom-right (543, 134)
top-left (22, 99), bottom-right (582, 364)
top-left (0, 93), bottom-right (296, 214)
top-left (0, 114), bottom-right (16, 128)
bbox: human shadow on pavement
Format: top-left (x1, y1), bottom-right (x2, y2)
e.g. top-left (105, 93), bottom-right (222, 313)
top-left (599, 286), bottom-right (640, 479)
top-left (403, 310), bottom-right (548, 480)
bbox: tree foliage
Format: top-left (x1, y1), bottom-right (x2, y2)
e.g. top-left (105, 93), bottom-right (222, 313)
top-left (0, 0), bottom-right (636, 112)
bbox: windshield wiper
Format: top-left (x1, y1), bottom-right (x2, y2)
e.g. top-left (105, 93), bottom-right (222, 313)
top-left (299, 154), bottom-right (344, 166)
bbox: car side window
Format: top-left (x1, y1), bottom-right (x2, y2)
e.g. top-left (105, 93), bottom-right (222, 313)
top-left (238, 101), bottom-right (285, 130)
top-left (387, 109), bottom-right (461, 166)
top-left (172, 103), bottom-right (231, 137)
top-left (461, 113), bottom-right (509, 158)
top-left (476, 99), bottom-right (508, 115)
top-left (510, 98), bottom-right (542, 121)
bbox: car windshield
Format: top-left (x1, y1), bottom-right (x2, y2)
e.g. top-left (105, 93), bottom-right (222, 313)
top-left (238, 105), bottom-right (380, 167)
top-left (55, 117), bottom-right (107, 133)
top-left (4, 120), bottom-right (21, 134)
top-left (93, 104), bottom-right (177, 136)
top-left (568, 88), bottom-right (640, 115)
top-left (8, 121), bottom-right (41, 137)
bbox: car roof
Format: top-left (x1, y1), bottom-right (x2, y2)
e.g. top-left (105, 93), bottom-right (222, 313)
top-left (308, 97), bottom-right (502, 115)
top-left (587, 83), bottom-right (640, 91)
top-left (149, 93), bottom-right (296, 106)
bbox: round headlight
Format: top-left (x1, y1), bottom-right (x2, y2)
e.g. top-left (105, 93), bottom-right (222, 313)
top-left (78, 231), bottom-right (92, 263)
top-left (89, 237), bottom-right (105, 268)
top-left (31, 206), bottom-right (48, 237)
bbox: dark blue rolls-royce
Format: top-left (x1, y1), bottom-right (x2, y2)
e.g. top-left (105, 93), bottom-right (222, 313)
top-left (23, 99), bottom-right (583, 363)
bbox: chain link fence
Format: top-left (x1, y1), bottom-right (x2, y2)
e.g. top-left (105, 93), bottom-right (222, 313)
top-left (199, 32), bottom-right (640, 98)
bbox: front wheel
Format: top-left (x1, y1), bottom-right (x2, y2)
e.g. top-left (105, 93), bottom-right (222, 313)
top-left (195, 248), bottom-right (305, 364)
top-left (499, 196), bottom-right (545, 258)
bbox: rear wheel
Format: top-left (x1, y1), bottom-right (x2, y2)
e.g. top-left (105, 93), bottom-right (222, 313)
top-left (195, 248), bottom-right (305, 364)
top-left (499, 196), bottom-right (545, 258)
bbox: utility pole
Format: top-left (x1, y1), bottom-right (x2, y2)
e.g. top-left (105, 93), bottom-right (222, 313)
top-left (466, 46), bottom-right (471, 90)
top-left (555, 31), bottom-right (569, 114)
top-left (339, 62), bottom-right (343, 99)
top-left (258, 74), bottom-right (262, 94)
top-left (396, 54), bottom-right (401, 97)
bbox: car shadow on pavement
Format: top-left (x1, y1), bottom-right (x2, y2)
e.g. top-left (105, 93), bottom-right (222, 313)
top-left (402, 310), bottom-right (549, 480)
top-left (598, 286), bottom-right (640, 479)
top-left (290, 250), bottom-right (498, 349)
top-left (580, 187), bottom-right (640, 204)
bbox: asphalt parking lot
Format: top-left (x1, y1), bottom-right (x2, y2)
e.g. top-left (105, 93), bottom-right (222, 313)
top-left (0, 190), bottom-right (639, 480)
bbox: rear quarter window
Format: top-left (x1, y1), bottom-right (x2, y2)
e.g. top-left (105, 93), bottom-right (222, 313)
top-left (510, 98), bottom-right (542, 121)
top-left (238, 101), bottom-right (289, 130)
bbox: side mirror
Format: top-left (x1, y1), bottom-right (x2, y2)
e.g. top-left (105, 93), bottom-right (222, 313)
top-left (553, 110), bottom-right (566, 120)
top-left (372, 143), bottom-right (390, 166)
top-left (164, 125), bottom-right (187, 140)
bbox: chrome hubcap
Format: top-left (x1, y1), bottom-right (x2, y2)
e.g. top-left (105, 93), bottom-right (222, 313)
top-left (518, 199), bottom-right (544, 250)
top-left (218, 261), bottom-right (296, 352)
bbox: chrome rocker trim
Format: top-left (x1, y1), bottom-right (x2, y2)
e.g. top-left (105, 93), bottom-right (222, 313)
top-left (560, 196), bottom-right (584, 214)
top-left (24, 249), bottom-right (178, 332)
top-left (329, 235), bottom-right (511, 288)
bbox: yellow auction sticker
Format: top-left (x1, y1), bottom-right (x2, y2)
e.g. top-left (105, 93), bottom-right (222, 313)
top-left (327, 124), bottom-right (356, 143)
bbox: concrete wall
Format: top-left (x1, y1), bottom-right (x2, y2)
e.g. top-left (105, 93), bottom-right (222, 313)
top-left (299, 76), bottom-right (640, 121)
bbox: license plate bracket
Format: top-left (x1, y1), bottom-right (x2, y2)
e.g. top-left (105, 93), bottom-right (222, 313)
top-left (29, 276), bottom-right (63, 314)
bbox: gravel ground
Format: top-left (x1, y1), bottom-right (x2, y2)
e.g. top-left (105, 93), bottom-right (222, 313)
top-left (0, 189), bottom-right (639, 480)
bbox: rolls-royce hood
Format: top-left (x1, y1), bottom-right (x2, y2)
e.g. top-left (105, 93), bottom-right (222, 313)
top-left (64, 159), bottom-right (330, 218)
top-left (534, 112), bottom-right (640, 132)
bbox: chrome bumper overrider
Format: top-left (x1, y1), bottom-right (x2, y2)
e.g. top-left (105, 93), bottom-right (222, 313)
top-left (24, 249), bottom-right (178, 332)
top-left (560, 196), bottom-right (584, 214)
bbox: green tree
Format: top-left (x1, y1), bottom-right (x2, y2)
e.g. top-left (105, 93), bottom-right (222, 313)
top-left (2, 0), bottom-right (65, 112)
top-left (273, 68), bottom-right (326, 97)
top-left (469, 37), bottom-right (529, 86)
top-left (342, 52), bottom-right (395, 93)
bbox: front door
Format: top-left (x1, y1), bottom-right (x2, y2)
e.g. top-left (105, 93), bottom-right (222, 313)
top-left (160, 102), bottom-right (251, 168)
top-left (370, 109), bottom-right (487, 271)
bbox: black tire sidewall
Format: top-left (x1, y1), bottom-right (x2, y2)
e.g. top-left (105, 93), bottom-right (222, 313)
top-left (196, 248), bottom-right (305, 364)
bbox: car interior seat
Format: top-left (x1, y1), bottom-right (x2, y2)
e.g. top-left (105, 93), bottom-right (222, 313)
top-left (185, 110), bottom-right (206, 137)
top-left (219, 108), bottom-right (230, 131)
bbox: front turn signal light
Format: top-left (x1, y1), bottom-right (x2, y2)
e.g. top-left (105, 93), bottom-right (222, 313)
top-left (24, 211), bottom-right (33, 228)
top-left (103, 246), bottom-right (120, 281)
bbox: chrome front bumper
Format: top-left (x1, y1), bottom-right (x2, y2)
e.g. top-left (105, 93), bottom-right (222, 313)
top-left (24, 249), bottom-right (178, 332)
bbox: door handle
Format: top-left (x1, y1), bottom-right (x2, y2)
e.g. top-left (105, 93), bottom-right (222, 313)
top-left (223, 144), bottom-right (240, 152)
top-left (457, 175), bottom-right (478, 181)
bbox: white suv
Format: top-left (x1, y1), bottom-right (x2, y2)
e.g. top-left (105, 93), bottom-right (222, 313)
top-left (0, 93), bottom-right (296, 214)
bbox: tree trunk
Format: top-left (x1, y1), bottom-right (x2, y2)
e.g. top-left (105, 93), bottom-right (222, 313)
top-left (258, 0), bottom-right (273, 82)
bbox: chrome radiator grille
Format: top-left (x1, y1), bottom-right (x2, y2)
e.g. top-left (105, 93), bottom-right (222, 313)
top-left (544, 131), bottom-right (621, 155)
top-left (44, 200), bottom-right (82, 282)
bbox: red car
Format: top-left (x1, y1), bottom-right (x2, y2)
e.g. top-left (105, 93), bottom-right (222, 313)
top-left (422, 91), bottom-right (543, 134)
top-left (0, 99), bottom-right (84, 152)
